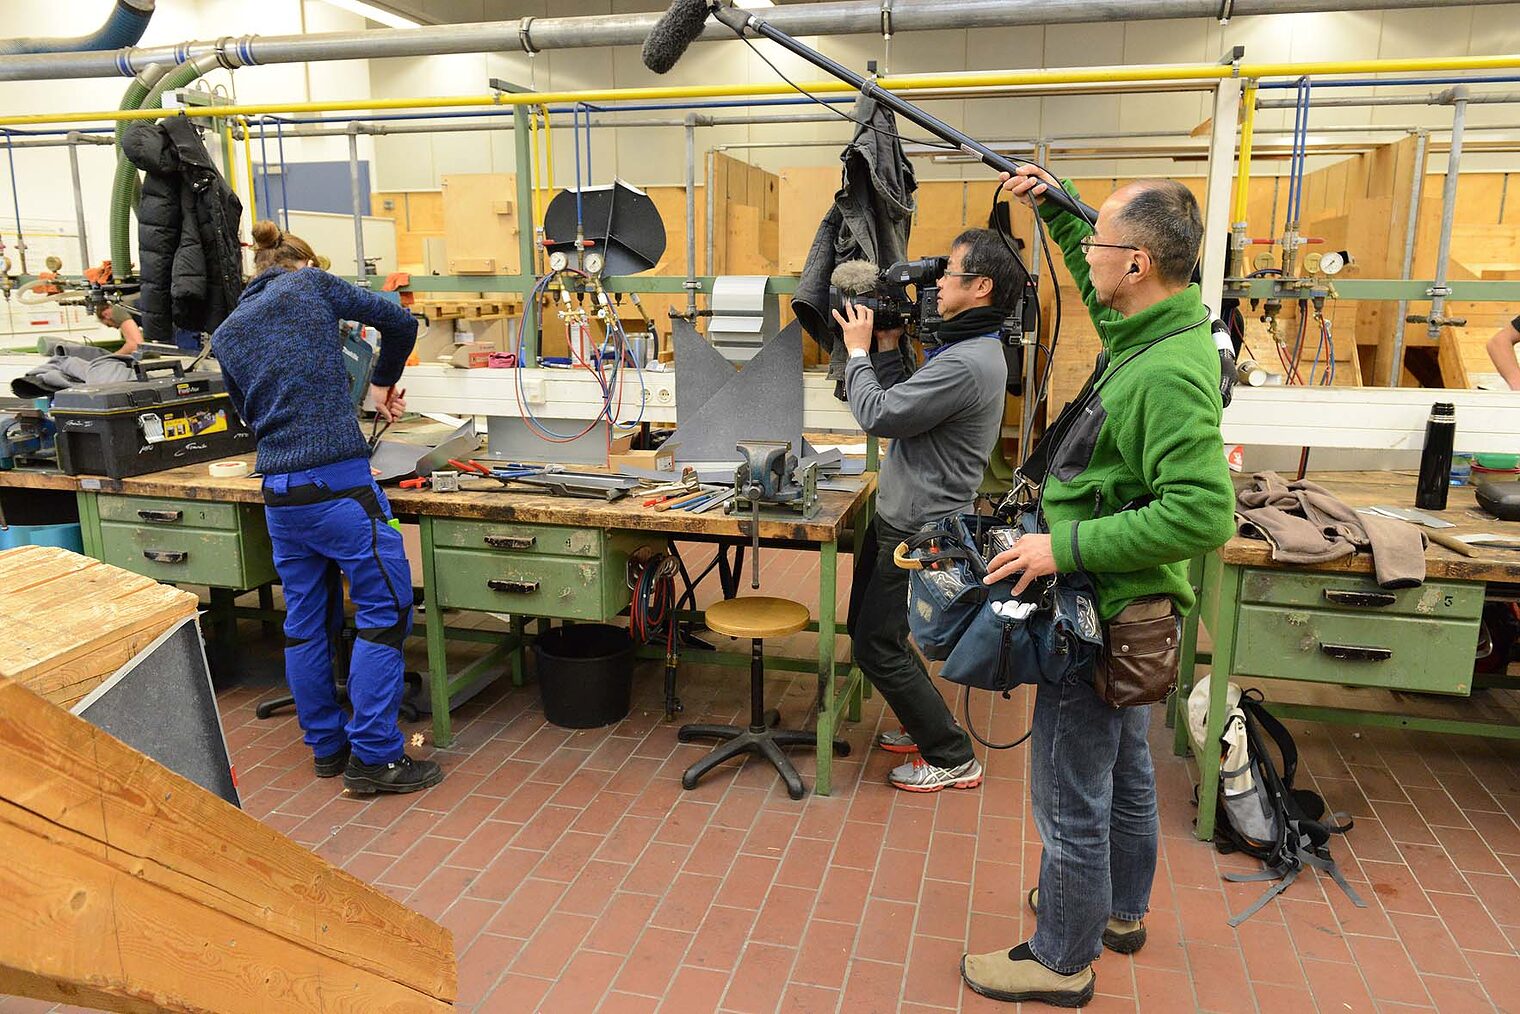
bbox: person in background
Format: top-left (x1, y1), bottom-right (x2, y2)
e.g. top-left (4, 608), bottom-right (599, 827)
top-left (1484, 315), bottom-right (1520, 388)
top-left (211, 221), bottom-right (441, 796)
top-left (95, 302), bottom-right (144, 357)
top-left (833, 228), bottom-right (1017, 793)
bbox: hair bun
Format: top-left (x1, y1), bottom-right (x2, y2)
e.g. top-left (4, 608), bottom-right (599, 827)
top-left (251, 220), bottom-right (283, 250)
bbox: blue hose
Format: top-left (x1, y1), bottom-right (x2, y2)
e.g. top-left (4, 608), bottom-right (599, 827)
top-left (257, 117), bottom-right (275, 220)
top-left (0, 0), bottom-right (154, 56)
top-left (4, 135), bottom-right (26, 273)
top-left (274, 119), bottom-right (290, 230)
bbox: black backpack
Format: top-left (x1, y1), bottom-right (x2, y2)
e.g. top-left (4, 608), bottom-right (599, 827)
top-left (1208, 690), bottom-right (1366, 925)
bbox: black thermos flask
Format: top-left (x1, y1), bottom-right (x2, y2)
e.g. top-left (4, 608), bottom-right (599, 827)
top-left (1415, 402), bottom-right (1456, 511)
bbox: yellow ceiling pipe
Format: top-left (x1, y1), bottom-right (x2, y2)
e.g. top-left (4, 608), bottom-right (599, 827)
top-left (238, 116), bottom-right (257, 222)
top-left (1, 53), bottom-right (1517, 129)
top-left (1233, 81), bottom-right (1259, 224)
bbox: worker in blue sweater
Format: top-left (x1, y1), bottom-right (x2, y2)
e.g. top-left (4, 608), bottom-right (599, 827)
top-left (212, 221), bottom-right (442, 795)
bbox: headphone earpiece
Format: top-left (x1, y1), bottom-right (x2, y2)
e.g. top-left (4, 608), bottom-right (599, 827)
top-left (1128, 263), bottom-right (1140, 274)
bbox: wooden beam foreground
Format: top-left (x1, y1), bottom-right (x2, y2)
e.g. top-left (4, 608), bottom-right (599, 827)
top-left (0, 678), bottom-right (456, 1012)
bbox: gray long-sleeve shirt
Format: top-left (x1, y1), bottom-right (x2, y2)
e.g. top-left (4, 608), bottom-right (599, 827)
top-left (845, 337), bottom-right (1008, 529)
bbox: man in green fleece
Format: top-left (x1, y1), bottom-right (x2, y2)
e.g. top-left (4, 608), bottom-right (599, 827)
top-left (958, 166), bottom-right (1235, 1008)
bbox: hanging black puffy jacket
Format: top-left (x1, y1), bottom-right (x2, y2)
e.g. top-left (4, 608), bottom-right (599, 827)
top-left (121, 116), bottom-right (244, 343)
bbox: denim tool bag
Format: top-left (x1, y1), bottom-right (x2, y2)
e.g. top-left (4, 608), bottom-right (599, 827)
top-left (896, 500), bottom-right (1103, 693)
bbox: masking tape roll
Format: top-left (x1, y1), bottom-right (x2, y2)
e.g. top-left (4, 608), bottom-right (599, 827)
top-left (210, 461), bottom-right (251, 478)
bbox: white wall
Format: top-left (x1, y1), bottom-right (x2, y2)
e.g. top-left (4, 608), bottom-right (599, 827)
top-left (2, 1), bottom-right (1518, 270)
top-left (365, 3), bottom-right (1520, 189)
top-left (0, 0), bottom-right (374, 276)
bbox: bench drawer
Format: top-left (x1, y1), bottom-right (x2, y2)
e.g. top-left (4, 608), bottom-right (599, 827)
top-left (1239, 568), bottom-right (1483, 621)
top-left (97, 494), bottom-right (240, 531)
top-left (431, 518), bottom-right (603, 558)
top-left (433, 547), bottom-right (624, 620)
top-left (1232, 603), bottom-right (1479, 696)
top-left (99, 522), bottom-right (269, 589)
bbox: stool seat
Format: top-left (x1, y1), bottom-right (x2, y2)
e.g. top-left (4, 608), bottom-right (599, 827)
top-left (704, 596), bottom-right (810, 639)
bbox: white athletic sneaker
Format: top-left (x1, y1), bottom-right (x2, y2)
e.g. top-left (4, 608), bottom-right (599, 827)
top-left (877, 728), bottom-right (918, 754)
top-left (888, 755), bottom-right (983, 793)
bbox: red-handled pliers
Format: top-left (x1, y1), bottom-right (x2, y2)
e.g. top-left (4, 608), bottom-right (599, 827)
top-left (448, 458), bottom-right (491, 476)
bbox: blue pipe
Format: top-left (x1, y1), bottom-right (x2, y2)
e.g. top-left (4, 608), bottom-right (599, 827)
top-left (274, 119), bottom-right (290, 230)
top-left (0, 127), bottom-right (115, 138)
top-left (1257, 74), bottom-right (1520, 90)
top-left (0, 0), bottom-right (153, 57)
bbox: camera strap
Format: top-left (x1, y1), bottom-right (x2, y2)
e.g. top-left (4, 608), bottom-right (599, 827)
top-left (1013, 315), bottom-right (1209, 491)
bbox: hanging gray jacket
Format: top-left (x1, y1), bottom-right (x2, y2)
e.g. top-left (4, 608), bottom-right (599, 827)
top-left (791, 95), bottom-right (918, 397)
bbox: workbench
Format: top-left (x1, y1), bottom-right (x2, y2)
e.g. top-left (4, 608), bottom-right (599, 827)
top-left (0, 455), bottom-right (874, 795)
top-left (1175, 471), bottom-right (1520, 841)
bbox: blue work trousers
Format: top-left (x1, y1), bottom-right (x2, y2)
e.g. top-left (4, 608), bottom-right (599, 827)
top-left (263, 457), bottom-right (412, 765)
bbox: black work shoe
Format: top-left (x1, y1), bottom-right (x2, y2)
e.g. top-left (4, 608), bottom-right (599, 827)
top-left (1028, 888), bottom-right (1148, 954)
top-left (343, 753), bottom-right (444, 795)
top-left (314, 745), bottom-right (351, 778)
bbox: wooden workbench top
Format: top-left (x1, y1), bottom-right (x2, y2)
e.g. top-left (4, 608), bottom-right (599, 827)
top-left (1, 454), bottom-right (874, 544)
top-left (1220, 470), bottom-right (1520, 584)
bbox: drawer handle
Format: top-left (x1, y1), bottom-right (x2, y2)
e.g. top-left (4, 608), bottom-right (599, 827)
top-left (1319, 642), bottom-right (1392, 663)
top-left (484, 535), bottom-right (536, 551)
top-left (1323, 589), bottom-right (1396, 608)
top-left (138, 509), bottom-right (183, 523)
top-left (143, 549), bottom-right (188, 565)
top-left (487, 579), bottom-right (539, 595)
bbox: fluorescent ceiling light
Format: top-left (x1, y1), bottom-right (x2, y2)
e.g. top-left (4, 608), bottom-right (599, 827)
top-left (316, 0), bottom-right (421, 29)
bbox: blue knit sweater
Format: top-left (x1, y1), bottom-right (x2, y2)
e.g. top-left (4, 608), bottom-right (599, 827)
top-left (212, 266), bottom-right (417, 475)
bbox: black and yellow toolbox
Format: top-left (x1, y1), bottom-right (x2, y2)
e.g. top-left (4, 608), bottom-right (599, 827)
top-left (52, 361), bottom-right (252, 478)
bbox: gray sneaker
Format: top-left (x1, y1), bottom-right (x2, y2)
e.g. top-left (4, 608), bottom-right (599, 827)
top-left (877, 728), bottom-right (918, 754)
top-left (888, 756), bottom-right (983, 793)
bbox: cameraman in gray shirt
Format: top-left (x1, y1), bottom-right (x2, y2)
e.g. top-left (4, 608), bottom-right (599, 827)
top-left (834, 229), bottom-right (1015, 792)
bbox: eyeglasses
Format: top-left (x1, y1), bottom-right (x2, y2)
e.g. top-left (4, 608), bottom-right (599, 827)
top-left (942, 271), bottom-right (986, 281)
top-left (1078, 236), bottom-right (1141, 254)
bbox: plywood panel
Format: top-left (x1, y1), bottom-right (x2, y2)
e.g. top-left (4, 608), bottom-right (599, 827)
top-left (440, 173), bottom-right (520, 276)
top-left (779, 166), bottom-right (839, 275)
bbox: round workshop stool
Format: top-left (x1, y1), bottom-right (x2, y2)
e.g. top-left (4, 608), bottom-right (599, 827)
top-left (678, 596), bottom-right (851, 800)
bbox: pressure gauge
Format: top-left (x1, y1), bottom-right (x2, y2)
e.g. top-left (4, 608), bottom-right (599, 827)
top-left (1319, 251), bottom-right (1347, 276)
top-left (548, 250), bottom-right (569, 272)
top-left (584, 251), bottom-right (606, 275)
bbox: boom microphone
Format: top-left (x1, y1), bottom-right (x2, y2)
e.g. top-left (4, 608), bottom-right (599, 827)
top-left (641, 0), bottom-right (714, 74)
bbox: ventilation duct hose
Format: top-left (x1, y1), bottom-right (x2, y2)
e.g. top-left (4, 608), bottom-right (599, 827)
top-left (108, 56), bottom-right (216, 276)
top-left (0, 0), bottom-right (154, 56)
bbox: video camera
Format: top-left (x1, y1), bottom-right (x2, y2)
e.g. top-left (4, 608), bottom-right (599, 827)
top-left (828, 255), bottom-right (1038, 395)
top-left (827, 256), bottom-right (947, 345)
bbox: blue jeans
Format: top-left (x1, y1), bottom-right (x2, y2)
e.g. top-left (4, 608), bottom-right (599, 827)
top-left (1028, 673), bottom-right (1159, 973)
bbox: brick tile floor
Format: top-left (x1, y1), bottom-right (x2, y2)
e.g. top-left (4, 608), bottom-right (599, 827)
top-left (7, 547), bottom-right (1520, 1013)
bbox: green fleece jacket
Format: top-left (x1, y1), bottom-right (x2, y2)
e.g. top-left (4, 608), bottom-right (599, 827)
top-left (1037, 183), bottom-right (1235, 621)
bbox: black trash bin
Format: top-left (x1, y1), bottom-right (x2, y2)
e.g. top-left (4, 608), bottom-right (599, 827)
top-left (535, 623), bottom-right (634, 729)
